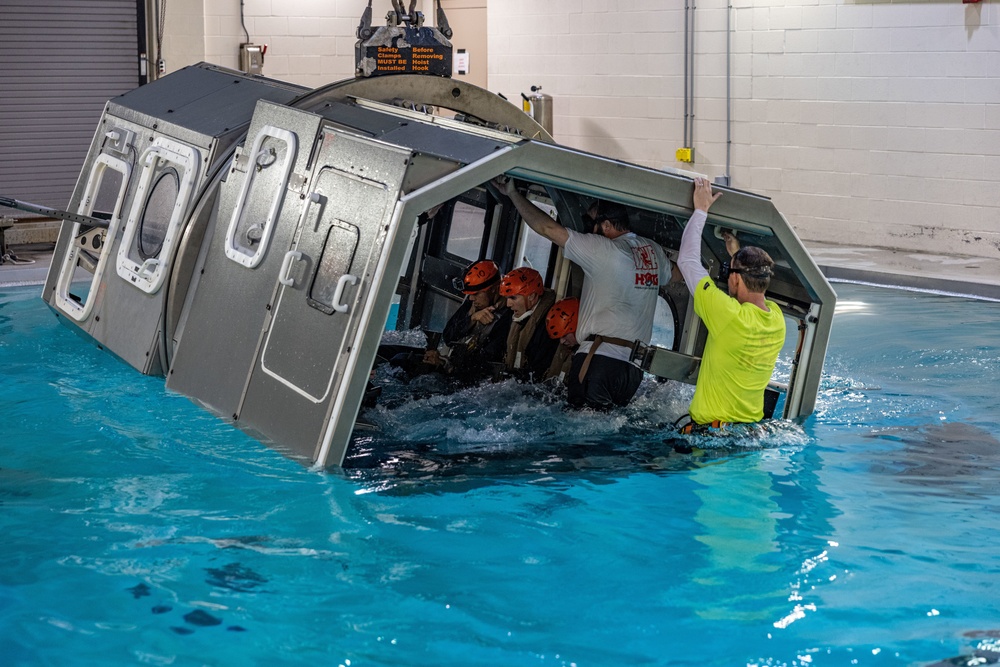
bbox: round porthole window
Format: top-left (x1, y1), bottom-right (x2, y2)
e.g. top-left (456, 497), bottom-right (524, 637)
top-left (138, 167), bottom-right (179, 260)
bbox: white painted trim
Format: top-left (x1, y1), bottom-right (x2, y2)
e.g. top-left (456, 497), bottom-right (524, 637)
top-left (224, 125), bottom-right (298, 269)
top-left (115, 137), bottom-right (200, 294)
top-left (54, 153), bottom-right (130, 321)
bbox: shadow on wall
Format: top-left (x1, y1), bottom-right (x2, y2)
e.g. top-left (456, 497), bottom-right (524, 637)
top-left (965, 1), bottom-right (986, 39)
top-left (579, 118), bottom-right (628, 161)
top-left (828, 0), bottom-right (985, 38)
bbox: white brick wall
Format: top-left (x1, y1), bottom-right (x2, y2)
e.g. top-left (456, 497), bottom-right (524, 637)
top-left (158, 0), bottom-right (1000, 258)
top-left (489, 1), bottom-right (1000, 258)
top-left (188, 0), bottom-right (376, 87)
top-left (160, 0), bottom-right (205, 74)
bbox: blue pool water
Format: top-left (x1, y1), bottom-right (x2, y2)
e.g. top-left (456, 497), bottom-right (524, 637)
top-left (1, 283), bottom-right (998, 666)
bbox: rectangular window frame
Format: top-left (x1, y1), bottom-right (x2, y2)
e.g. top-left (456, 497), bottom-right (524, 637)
top-left (54, 153), bottom-right (131, 321)
top-left (307, 220), bottom-right (361, 316)
top-left (514, 195), bottom-right (559, 284)
top-left (441, 188), bottom-right (494, 265)
top-left (224, 125), bottom-right (298, 269)
top-left (115, 137), bottom-right (200, 294)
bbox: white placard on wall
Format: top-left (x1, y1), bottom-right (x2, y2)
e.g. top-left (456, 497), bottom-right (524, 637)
top-left (455, 49), bottom-right (469, 75)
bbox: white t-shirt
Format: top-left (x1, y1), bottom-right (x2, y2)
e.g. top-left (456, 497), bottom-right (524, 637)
top-left (563, 230), bottom-right (671, 362)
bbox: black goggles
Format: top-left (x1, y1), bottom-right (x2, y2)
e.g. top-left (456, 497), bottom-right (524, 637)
top-left (720, 261), bottom-right (770, 282)
top-left (719, 261), bottom-right (741, 282)
top-left (452, 272), bottom-right (499, 293)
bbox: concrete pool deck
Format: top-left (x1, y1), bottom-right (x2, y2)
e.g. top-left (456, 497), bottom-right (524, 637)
top-left (806, 241), bottom-right (1000, 302)
top-left (2, 239), bottom-right (1000, 302)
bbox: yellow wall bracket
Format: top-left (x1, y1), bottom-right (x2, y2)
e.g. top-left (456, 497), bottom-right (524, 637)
top-left (676, 147), bottom-right (693, 163)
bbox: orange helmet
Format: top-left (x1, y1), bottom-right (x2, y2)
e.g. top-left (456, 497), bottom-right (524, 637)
top-left (456, 260), bottom-right (501, 294)
top-left (545, 297), bottom-right (579, 339)
top-left (500, 267), bottom-right (544, 299)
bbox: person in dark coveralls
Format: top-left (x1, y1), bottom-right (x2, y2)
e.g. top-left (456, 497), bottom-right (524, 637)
top-left (497, 267), bottom-right (558, 382)
top-left (542, 296), bottom-right (580, 385)
top-left (422, 259), bottom-right (513, 384)
top-left (380, 259), bottom-right (511, 385)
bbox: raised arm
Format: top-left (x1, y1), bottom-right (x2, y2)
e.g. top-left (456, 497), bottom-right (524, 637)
top-left (677, 177), bottom-right (723, 295)
top-left (494, 177), bottom-right (569, 247)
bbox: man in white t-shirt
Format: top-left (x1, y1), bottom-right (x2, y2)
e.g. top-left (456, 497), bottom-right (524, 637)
top-left (495, 177), bottom-right (671, 409)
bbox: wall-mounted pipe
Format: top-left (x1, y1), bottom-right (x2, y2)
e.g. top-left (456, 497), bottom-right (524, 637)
top-left (688, 1), bottom-right (695, 150)
top-left (682, 0), bottom-right (696, 160)
top-left (683, 0), bottom-right (689, 151)
top-left (722, 2), bottom-right (732, 186)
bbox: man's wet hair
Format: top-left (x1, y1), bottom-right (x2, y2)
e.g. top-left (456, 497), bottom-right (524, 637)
top-left (593, 200), bottom-right (631, 233)
top-left (732, 246), bottom-right (774, 293)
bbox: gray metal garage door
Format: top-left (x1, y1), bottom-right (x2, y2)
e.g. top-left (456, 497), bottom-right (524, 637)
top-left (0, 0), bottom-right (141, 214)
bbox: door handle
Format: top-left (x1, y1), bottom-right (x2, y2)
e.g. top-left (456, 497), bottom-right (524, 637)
top-left (332, 273), bottom-right (359, 313)
top-left (279, 250), bottom-right (303, 286)
top-left (138, 257), bottom-right (160, 275)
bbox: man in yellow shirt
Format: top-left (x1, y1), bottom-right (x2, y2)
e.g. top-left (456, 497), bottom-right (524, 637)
top-left (676, 178), bottom-right (786, 427)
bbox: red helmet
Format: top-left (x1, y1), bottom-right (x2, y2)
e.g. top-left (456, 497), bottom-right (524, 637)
top-left (500, 267), bottom-right (544, 299)
top-left (545, 297), bottom-right (579, 339)
top-left (458, 260), bottom-right (500, 294)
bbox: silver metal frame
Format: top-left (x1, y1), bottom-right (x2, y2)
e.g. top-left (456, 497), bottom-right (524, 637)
top-left (15, 64), bottom-right (835, 470)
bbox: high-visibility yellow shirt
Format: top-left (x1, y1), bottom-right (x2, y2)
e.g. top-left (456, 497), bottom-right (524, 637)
top-left (689, 276), bottom-right (786, 424)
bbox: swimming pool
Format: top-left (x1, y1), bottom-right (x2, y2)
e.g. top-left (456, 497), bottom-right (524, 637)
top-left (1, 282), bottom-right (998, 666)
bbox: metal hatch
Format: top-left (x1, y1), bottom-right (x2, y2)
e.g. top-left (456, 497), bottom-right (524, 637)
top-left (38, 63), bottom-right (307, 376)
top-left (164, 96), bottom-right (524, 469)
top-left (258, 165), bottom-right (387, 402)
top-left (236, 130), bottom-right (412, 465)
top-left (165, 101), bottom-right (323, 421)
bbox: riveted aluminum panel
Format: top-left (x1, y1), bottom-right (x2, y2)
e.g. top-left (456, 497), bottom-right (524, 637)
top-left (112, 63), bottom-right (307, 140)
top-left (44, 147), bottom-right (134, 328)
top-left (85, 134), bottom-right (210, 374)
top-left (41, 108), bottom-right (216, 375)
top-left (307, 100), bottom-right (514, 165)
top-left (42, 65), bottom-right (310, 376)
top-left (40, 110), bottom-right (208, 375)
top-left (237, 129), bottom-right (412, 465)
top-left (166, 101), bottom-right (324, 419)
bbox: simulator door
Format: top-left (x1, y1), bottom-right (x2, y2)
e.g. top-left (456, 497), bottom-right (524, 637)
top-left (237, 130), bottom-right (410, 466)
